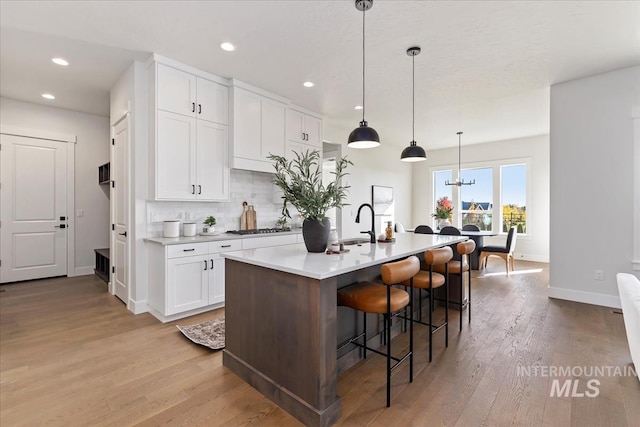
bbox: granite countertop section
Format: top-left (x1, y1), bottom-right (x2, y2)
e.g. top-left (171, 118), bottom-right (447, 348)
top-left (144, 230), bottom-right (302, 246)
top-left (221, 233), bottom-right (468, 280)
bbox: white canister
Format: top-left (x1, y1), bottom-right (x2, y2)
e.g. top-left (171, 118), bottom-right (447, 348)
top-left (183, 222), bottom-right (196, 237)
top-left (163, 220), bottom-right (180, 238)
top-left (328, 230), bottom-right (339, 246)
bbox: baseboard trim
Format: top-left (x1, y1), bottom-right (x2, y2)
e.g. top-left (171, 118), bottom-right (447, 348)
top-left (515, 253), bottom-right (549, 263)
top-left (129, 299), bottom-right (148, 314)
top-left (548, 286), bottom-right (621, 309)
top-left (72, 266), bottom-right (95, 277)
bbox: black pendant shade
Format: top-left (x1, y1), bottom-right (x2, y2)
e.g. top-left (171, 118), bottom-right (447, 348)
top-left (348, 0), bottom-right (380, 149)
top-left (401, 140), bottom-right (427, 162)
top-left (348, 120), bottom-right (380, 149)
top-left (400, 46), bottom-right (426, 162)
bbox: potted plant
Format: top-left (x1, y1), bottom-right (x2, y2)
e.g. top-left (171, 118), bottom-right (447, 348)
top-left (268, 150), bottom-right (352, 252)
top-left (203, 215), bottom-right (217, 234)
top-left (432, 196), bottom-right (453, 229)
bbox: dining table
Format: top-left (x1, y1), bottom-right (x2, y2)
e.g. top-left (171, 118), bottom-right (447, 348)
top-left (408, 228), bottom-right (498, 269)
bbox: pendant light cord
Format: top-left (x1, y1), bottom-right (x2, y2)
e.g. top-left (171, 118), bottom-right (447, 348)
top-left (458, 132), bottom-right (462, 181)
top-left (361, 7), bottom-right (366, 124)
top-left (412, 52), bottom-right (415, 143)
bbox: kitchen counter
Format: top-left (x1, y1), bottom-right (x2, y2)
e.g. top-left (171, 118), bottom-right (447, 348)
top-left (222, 233), bottom-right (467, 427)
top-left (222, 232), bottom-right (465, 280)
top-left (143, 229), bottom-right (301, 246)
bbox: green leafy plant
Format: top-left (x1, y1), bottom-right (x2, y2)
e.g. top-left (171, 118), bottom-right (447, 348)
top-left (268, 150), bottom-right (352, 222)
top-left (431, 196), bottom-right (453, 219)
top-left (203, 216), bottom-right (217, 227)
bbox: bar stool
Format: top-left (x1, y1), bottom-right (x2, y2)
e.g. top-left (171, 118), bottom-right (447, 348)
top-left (337, 256), bottom-right (419, 407)
top-left (403, 246), bottom-right (453, 362)
top-left (434, 240), bottom-right (476, 330)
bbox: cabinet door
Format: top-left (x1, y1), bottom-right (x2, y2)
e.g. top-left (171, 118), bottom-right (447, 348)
top-left (196, 121), bottom-right (229, 201)
top-left (209, 257), bottom-right (225, 305)
top-left (286, 109), bottom-right (305, 144)
top-left (167, 255), bottom-right (209, 315)
top-left (304, 115), bottom-right (322, 148)
top-left (286, 141), bottom-right (321, 160)
top-left (157, 111), bottom-right (196, 200)
top-left (197, 77), bottom-right (228, 125)
top-left (232, 88), bottom-right (261, 160)
top-left (261, 99), bottom-right (286, 158)
top-left (157, 64), bottom-right (196, 117)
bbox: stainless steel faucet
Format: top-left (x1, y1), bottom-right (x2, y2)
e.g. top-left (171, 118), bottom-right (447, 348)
top-left (355, 203), bottom-right (376, 243)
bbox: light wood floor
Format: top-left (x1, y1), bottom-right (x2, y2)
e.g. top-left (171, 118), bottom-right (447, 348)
top-left (1, 261), bottom-right (638, 426)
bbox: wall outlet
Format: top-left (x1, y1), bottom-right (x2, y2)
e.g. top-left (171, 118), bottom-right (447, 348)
top-left (76, 209), bottom-right (84, 218)
top-left (594, 270), bottom-right (604, 281)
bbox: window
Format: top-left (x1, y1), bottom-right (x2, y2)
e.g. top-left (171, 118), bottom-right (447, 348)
top-left (433, 170), bottom-right (452, 226)
top-left (501, 164), bottom-right (527, 233)
top-left (460, 167), bottom-right (493, 230)
top-left (431, 160), bottom-right (529, 235)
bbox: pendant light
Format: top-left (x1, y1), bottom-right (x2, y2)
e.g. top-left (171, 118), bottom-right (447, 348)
top-left (348, 0), bottom-right (380, 149)
top-left (400, 46), bottom-right (427, 162)
top-left (445, 132), bottom-right (475, 186)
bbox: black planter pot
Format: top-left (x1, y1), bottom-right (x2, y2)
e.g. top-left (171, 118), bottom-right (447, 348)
top-left (302, 218), bottom-right (331, 253)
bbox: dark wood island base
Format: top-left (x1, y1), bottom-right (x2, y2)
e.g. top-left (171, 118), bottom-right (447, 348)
top-left (223, 259), bottom-right (342, 427)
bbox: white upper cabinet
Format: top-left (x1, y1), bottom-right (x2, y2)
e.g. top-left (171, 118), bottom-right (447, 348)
top-left (230, 81), bottom-right (287, 173)
top-left (286, 107), bottom-right (322, 148)
top-left (157, 63), bottom-right (228, 125)
top-left (148, 56), bottom-right (230, 201)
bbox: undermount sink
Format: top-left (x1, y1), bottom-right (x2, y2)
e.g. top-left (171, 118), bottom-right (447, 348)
top-left (338, 237), bottom-right (370, 246)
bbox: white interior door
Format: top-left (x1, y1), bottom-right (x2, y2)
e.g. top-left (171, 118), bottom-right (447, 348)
top-left (1, 134), bottom-right (68, 283)
top-left (112, 117), bottom-right (129, 303)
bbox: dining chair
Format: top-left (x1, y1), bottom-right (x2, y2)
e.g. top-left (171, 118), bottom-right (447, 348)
top-left (414, 225), bottom-right (434, 234)
top-left (337, 256), bottom-right (419, 407)
top-left (479, 226), bottom-right (518, 275)
top-left (395, 223), bottom-right (406, 233)
top-left (439, 226), bottom-right (461, 235)
top-left (462, 224), bottom-right (480, 231)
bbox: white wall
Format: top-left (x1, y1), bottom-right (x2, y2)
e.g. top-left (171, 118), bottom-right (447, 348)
top-left (110, 61), bottom-right (148, 312)
top-left (323, 120), bottom-right (414, 240)
top-left (549, 66), bottom-right (640, 308)
top-left (0, 97), bottom-right (110, 275)
top-left (412, 134), bottom-right (550, 262)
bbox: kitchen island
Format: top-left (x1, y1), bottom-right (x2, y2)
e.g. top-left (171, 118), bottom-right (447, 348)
top-left (221, 233), bottom-right (466, 426)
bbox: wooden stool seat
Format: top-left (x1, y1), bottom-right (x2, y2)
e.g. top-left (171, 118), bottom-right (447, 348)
top-left (338, 282), bottom-right (409, 314)
top-left (403, 271), bottom-right (446, 289)
top-left (433, 259), bottom-right (468, 274)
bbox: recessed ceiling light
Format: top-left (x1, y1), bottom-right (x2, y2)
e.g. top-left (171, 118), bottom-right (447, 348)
top-left (42, 93), bottom-right (55, 100)
top-left (220, 42), bottom-right (235, 52)
top-left (303, 81), bottom-right (315, 88)
top-left (354, 105), bottom-right (363, 110)
top-left (52, 57), bottom-right (69, 66)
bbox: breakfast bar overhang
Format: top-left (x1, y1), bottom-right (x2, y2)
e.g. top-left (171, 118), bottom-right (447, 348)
top-left (222, 233), bottom-right (467, 427)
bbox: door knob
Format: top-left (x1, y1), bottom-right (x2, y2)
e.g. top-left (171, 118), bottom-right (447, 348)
top-left (119, 231), bottom-right (127, 237)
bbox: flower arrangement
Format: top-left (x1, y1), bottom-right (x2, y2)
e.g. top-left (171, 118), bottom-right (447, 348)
top-left (432, 196), bottom-right (453, 220)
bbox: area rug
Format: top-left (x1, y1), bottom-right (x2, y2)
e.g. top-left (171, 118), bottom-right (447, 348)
top-left (177, 316), bottom-right (225, 350)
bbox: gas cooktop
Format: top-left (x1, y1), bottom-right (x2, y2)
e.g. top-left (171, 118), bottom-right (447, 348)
top-left (226, 228), bottom-right (292, 235)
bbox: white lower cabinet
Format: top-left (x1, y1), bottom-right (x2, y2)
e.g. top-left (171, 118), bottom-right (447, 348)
top-left (167, 254), bottom-right (209, 315)
top-left (147, 239), bottom-right (241, 322)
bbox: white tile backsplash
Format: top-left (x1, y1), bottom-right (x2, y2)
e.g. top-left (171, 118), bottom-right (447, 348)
top-left (147, 169), bottom-right (293, 237)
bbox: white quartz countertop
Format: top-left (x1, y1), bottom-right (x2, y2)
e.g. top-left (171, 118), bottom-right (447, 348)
top-left (222, 233), bottom-right (468, 280)
top-left (144, 230), bottom-right (301, 246)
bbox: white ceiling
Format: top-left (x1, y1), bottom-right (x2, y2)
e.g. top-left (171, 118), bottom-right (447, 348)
top-left (1, 1), bottom-right (638, 149)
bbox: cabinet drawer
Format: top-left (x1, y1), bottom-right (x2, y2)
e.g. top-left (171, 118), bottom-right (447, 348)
top-left (242, 234), bottom-right (298, 250)
top-left (208, 239), bottom-right (242, 254)
top-left (167, 242), bottom-right (208, 258)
